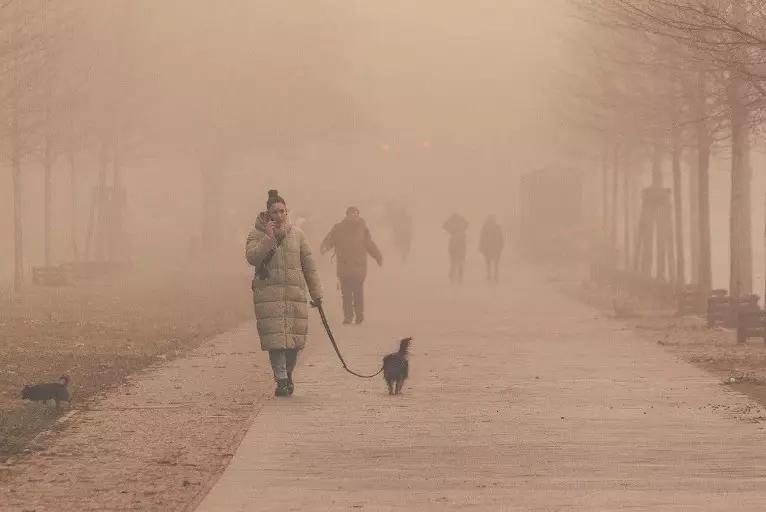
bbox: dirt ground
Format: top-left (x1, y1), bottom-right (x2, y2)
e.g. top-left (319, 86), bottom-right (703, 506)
top-left (0, 321), bottom-right (271, 512)
top-left (197, 259), bottom-right (766, 511)
top-left (6, 256), bottom-right (766, 510)
top-left (542, 262), bottom-right (766, 413)
top-left (0, 265), bottom-right (253, 460)
top-left (0, 257), bottom-right (339, 511)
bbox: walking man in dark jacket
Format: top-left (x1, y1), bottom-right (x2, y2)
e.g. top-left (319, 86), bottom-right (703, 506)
top-left (320, 206), bottom-right (383, 324)
top-left (479, 214), bottom-right (505, 282)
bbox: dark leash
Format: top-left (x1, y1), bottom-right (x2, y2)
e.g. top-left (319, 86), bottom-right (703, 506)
top-left (310, 300), bottom-right (384, 379)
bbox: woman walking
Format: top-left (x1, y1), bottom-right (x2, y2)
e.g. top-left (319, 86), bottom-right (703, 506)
top-left (245, 190), bottom-right (323, 397)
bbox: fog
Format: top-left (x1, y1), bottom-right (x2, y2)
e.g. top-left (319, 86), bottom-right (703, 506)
top-left (0, 0), bottom-right (758, 290)
top-left (0, 1), bottom-right (575, 281)
top-left (6, 3), bottom-right (766, 506)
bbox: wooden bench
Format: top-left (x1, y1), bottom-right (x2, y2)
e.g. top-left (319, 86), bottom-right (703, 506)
top-left (676, 286), bottom-right (705, 317)
top-left (706, 289), bottom-right (730, 328)
top-left (59, 261), bottom-right (132, 279)
top-left (31, 266), bottom-right (70, 286)
top-left (738, 308), bottom-right (766, 344)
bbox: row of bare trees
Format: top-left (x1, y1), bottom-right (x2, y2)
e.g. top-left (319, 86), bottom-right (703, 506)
top-left (567, 0), bottom-right (766, 301)
top-left (3, 1), bottom-right (365, 295)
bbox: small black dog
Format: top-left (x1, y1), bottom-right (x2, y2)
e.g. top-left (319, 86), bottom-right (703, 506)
top-left (383, 337), bottom-right (412, 395)
top-left (21, 375), bottom-right (71, 408)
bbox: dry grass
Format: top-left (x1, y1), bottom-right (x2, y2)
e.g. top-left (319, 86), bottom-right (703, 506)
top-left (0, 267), bottom-right (252, 459)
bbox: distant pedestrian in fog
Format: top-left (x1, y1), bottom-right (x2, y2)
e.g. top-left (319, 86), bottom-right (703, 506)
top-left (443, 213), bottom-right (469, 284)
top-left (479, 214), bottom-right (504, 282)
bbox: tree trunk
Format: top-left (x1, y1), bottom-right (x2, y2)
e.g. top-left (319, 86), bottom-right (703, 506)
top-left (663, 190), bottom-right (677, 284)
top-left (623, 154), bottom-right (631, 271)
top-left (688, 151), bottom-right (700, 285)
top-left (729, 72), bottom-right (753, 298)
top-left (110, 141), bottom-right (124, 263)
top-left (12, 144), bottom-right (22, 295)
top-left (96, 143), bottom-right (109, 262)
top-left (43, 135), bottom-right (53, 267)
top-left (652, 142), bottom-right (663, 188)
top-left (11, 94), bottom-right (23, 295)
top-left (696, 69), bottom-right (713, 295)
top-left (637, 189), bottom-right (655, 278)
top-left (630, 164), bottom-right (639, 271)
top-left (729, 1), bottom-right (753, 298)
top-left (84, 187), bottom-right (97, 262)
top-left (69, 153), bottom-right (79, 263)
top-left (611, 144), bottom-right (619, 260)
top-left (672, 124), bottom-right (685, 287)
top-left (652, 141), bottom-right (666, 281)
top-left (602, 142), bottom-right (609, 245)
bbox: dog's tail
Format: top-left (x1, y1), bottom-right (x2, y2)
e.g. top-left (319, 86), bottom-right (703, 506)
top-left (399, 337), bottom-right (412, 356)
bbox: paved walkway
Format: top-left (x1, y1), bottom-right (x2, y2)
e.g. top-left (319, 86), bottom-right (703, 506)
top-left (196, 259), bottom-right (766, 511)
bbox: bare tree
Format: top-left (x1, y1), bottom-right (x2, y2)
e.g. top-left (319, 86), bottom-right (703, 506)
top-left (0, 0), bottom-right (375, 293)
top-left (0, 0), bottom-right (56, 294)
top-left (569, 0), bottom-right (766, 300)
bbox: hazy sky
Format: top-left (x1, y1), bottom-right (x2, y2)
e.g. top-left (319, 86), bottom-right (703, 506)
top-left (0, 1), bottom-right (575, 279)
top-left (346, 1), bottom-right (570, 155)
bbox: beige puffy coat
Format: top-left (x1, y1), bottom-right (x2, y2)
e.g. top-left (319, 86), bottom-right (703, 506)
top-left (245, 213), bottom-right (323, 351)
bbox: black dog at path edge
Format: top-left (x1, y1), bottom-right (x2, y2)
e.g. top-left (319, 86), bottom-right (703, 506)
top-left (21, 375), bottom-right (71, 408)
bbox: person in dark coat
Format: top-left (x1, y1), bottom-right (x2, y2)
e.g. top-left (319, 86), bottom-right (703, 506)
top-left (479, 214), bottom-right (505, 282)
top-left (320, 206), bottom-right (383, 324)
top-left (443, 213), bottom-right (469, 284)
